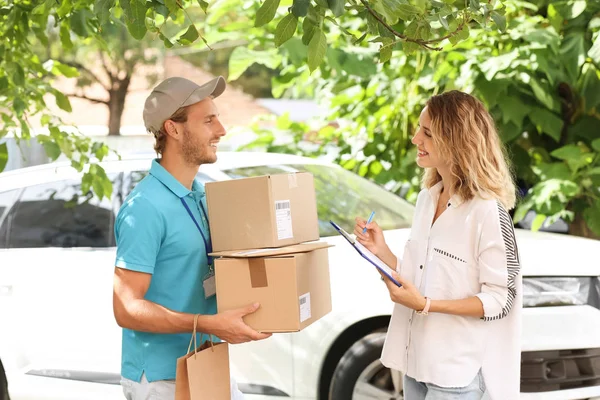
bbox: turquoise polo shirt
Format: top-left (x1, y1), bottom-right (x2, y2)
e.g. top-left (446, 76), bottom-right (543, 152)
top-left (114, 159), bottom-right (217, 382)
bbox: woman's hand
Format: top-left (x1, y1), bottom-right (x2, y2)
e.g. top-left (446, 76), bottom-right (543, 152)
top-left (354, 217), bottom-right (389, 257)
top-left (381, 270), bottom-right (427, 312)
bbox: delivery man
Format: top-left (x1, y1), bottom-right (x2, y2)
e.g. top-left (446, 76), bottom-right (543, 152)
top-left (112, 76), bottom-right (270, 400)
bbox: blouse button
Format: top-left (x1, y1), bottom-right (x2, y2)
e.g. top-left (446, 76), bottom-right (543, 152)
top-left (419, 265), bottom-right (423, 269)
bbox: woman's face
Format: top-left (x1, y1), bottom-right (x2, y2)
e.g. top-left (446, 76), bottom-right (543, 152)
top-left (411, 106), bottom-right (446, 170)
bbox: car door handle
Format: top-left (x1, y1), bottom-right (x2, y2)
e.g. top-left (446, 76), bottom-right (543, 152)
top-left (0, 285), bottom-right (13, 296)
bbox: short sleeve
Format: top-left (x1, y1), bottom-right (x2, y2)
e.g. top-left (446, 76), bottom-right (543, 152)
top-left (114, 196), bottom-right (164, 274)
top-left (475, 202), bottom-right (521, 321)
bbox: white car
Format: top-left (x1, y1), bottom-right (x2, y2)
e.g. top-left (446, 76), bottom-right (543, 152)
top-left (1, 152), bottom-right (600, 400)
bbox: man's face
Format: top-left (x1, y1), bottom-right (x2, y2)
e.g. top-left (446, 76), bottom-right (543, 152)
top-left (179, 98), bottom-right (226, 165)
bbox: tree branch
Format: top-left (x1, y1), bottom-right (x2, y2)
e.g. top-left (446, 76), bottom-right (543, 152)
top-left (59, 60), bottom-right (109, 90)
top-left (359, 0), bottom-right (469, 51)
top-left (99, 51), bottom-right (115, 86)
top-left (66, 93), bottom-right (109, 105)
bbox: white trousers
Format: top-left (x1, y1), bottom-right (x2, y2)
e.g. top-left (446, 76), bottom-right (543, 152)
top-left (121, 373), bottom-right (245, 400)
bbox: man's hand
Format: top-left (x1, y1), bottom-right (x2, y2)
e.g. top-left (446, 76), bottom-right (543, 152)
top-left (381, 271), bottom-right (427, 311)
top-left (211, 303), bottom-right (272, 344)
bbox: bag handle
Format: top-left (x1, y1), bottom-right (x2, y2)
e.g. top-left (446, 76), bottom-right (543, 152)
top-left (187, 314), bottom-right (217, 358)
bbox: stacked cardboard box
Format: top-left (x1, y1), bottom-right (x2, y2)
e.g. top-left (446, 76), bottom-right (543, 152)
top-left (206, 172), bottom-right (333, 333)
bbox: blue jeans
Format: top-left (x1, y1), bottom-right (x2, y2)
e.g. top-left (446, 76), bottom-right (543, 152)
top-left (403, 371), bottom-right (487, 400)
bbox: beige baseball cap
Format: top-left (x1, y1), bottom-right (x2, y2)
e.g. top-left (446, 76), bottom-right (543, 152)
top-left (143, 76), bottom-right (226, 133)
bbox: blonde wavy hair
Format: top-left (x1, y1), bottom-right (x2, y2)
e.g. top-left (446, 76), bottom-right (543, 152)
top-left (422, 90), bottom-right (517, 210)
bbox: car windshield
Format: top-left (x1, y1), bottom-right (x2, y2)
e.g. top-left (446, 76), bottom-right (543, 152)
top-left (223, 163), bottom-right (414, 237)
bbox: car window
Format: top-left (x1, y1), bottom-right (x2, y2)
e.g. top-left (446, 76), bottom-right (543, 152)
top-left (224, 164), bottom-right (414, 236)
top-left (1, 175), bottom-right (121, 249)
top-left (0, 189), bottom-right (22, 248)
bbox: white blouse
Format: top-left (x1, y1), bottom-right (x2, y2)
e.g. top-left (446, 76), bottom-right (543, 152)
top-left (381, 181), bottom-right (522, 400)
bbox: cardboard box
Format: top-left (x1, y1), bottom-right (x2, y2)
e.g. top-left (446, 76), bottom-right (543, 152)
top-left (211, 242), bottom-right (332, 333)
top-left (205, 173), bottom-right (319, 252)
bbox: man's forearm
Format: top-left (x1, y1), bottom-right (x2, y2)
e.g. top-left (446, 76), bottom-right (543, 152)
top-left (115, 298), bottom-right (219, 335)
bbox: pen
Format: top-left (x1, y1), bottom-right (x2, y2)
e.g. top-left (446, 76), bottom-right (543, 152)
top-left (362, 211), bottom-right (375, 234)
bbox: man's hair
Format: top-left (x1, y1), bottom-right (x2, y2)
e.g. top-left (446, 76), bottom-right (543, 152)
top-left (150, 106), bottom-right (189, 155)
top-left (422, 90), bottom-right (517, 210)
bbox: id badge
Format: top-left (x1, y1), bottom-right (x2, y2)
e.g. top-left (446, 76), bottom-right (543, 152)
top-left (203, 266), bottom-right (216, 299)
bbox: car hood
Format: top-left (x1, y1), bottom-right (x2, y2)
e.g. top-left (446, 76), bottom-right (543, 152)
top-left (323, 228), bottom-right (600, 277)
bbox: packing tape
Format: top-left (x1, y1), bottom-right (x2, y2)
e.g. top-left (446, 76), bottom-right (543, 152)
top-left (249, 259), bottom-right (268, 288)
top-left (288, 173), bottom-right (298, 189)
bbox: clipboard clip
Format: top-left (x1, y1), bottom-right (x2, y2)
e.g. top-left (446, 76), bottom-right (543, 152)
top-left (330, 220), bottom-right (355, 244)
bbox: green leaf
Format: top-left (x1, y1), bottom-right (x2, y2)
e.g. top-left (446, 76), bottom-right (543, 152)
top-left (402, 20), bottom-right (420, 54)
top-left (499, 96), bottom-right (528, 128)
top-left (42, 141), bottom-right (62, 161)
top-left (57, 0), bottom-right (72, 18)
top-left (197, 0), bottom-right (209, 13)
top-left (478, 50), bottom-right (518, 80)
top-left (529, 107), bottom-right (563, 142)
top-left (159, 32), bottom-right (174, 48)
top-left (275, 13), bottom-right (298, 46)
top-left (490, 10), bottom-right (506, 32)
top-left (9, 62), bottom-right (25, 86)
top-left (590, 34), bottom-right (600, 66)
top-left (121, 0), bottom-right (148, 40)
top-left (583, 200), bottom-right (600, 237)
top-left (94, 0), bottom-right (116, 25)
top-left (551, 144), bottom-right (582, 161)
top-left (13, 98), bottom-right (26, 116)
top-left (165, 0), bottom-right (179, 15)
top-left (308, 28), bottom-right (327, 72)
top-left (396, 4), bottom-right (421, 20)
top-left (291, 0), bottom-right (309, 17)
top-left (178, 24), bottom-right (200, 45)
top-left (531, 214), bottom-right (547, 231)
top-left (0, 142), bottom-right (7, 172)
top-left (229, 47), bottom-right (282, 81)
top-left (60, 23), bottom-right (74, 50)
top-left (561, 32), bottom-right (586, 84)
top-left (54, 91), bottom-right (72, 112)
top-left (302, 17), bottom-right (317, 45)
top-left (449, 24), bottom-right (470, 45)
top-left (553, 0), bottom-right (587, 20)
top-left (53, 62), bottom-right (80, 78)
top-left (380, 37), bottom-right (394, 63)
top-left (581, 65), bottom-right (600, 112)
top-left (255, 0), bottom-right (280, 27)
top-left (592, 139), bottom-right (600, 152)
top-left (529, 78), bottom-right (556, 111)
top-left (366, 11), bottom-right (380, 35)
top-left (70, 10), bottom-right (90, 37)
top-left (327, 0), bottom-right (344, 17)
top-left (569, 116), bottom-right (600, 141)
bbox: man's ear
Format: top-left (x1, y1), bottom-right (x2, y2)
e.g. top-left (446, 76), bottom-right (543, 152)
top-left (163, 120), bottom-right (179, 139)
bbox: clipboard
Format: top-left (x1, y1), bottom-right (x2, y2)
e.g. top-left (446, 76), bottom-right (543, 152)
top-left (330, 220), bottom-right (402, 287)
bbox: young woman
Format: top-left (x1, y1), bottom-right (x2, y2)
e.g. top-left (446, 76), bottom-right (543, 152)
top-left (355, 91), bottom-right (522, 400)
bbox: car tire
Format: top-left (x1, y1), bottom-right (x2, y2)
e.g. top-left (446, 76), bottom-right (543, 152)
top-left (0, 357), bottom-right (9, 400)
top-left (328, 332), bottom-right (403, 400)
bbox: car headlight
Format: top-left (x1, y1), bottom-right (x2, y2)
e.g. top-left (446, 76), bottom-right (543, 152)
top-left (523, 277), bottom-right (591, 307)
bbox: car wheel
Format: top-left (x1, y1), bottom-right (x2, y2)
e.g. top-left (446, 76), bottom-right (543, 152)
top-left (329, 332), bottom-right (403, 400)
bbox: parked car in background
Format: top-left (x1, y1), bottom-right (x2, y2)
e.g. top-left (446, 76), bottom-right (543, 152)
top-left (1, 152), bottom-right (600, 400)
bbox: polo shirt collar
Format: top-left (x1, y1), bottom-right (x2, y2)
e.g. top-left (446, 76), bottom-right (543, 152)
top-left (427, 180), bottom-right (464, 208)
top-left (149, 159), bottom-right (205, 198)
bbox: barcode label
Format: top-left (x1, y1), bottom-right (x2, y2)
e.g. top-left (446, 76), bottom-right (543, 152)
top-left (275, 201), bottom-right (290, 210)
top-left (275, 200), bottom-right (293, 240)
top-left (299, 293), bottom-right (311, 322)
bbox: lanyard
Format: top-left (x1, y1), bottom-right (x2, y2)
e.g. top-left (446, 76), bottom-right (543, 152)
top-left (180, 197), bottom-right (213, 266)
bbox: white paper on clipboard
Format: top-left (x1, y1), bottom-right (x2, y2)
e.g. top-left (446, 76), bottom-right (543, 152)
top-left (330, 220), bottom-right (402, 286)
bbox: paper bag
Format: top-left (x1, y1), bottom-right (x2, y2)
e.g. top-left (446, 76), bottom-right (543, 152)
top-left (175, 315), bottom-right (231, 400)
